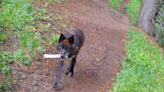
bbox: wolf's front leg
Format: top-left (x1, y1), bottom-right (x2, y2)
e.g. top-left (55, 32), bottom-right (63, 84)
top-left (66, 57), bottom-right (76, 77)
top-left (54, 60), bottom-right (64, 88)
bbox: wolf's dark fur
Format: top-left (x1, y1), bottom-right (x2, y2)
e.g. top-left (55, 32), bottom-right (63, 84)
top-left (54, 28), bottom-right (85, 88)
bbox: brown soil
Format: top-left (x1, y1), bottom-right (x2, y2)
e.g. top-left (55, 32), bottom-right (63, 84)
top-left (10, 0), bottom-right (130, 92)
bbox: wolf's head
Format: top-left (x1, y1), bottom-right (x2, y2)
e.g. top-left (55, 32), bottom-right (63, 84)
top-left (57, 34), bottom-right (74, 59)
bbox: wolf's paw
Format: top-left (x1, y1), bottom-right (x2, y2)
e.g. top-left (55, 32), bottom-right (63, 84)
top-left (54, 82), bottom-right (59, 88)
top-left (68, 72), bottom-right (72, 77)
top-left (66, 72), bottom-right (73, 77)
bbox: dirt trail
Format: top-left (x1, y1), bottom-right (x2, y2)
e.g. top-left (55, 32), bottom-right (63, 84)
top-left (12, 0), bottom-right (129, 92)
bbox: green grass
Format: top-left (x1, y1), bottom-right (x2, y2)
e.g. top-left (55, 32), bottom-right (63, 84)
top-left (13, 49), bottom-right (31, 65)
top-left (0, 0), bottom-right (34, 44)
top-left (0, 0), bottom-right (67, 90)
top-left (0, 0), bottom-right (38, 66)
top-left (0, 50), bottom-right (13, 91)
top-left (111, 28), bottom-right (164, 92)
top-left (0, 0), bottom-right (34, 31)
top-left (126, 0), bottom-right (141, 25)
top-left (0, 33), bottom-right (7, 44)
top-left (0, 51), bottom-right (14, 74)
top-left (0, 0), bottom-right (61, 91)
top-left (108, 0), bottom-right (123, 9)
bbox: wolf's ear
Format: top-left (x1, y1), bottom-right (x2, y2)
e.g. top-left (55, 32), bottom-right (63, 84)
top-left (59, 34), bottom-right (65, 43)
top-left (69, 36), bottom-right (74, 44)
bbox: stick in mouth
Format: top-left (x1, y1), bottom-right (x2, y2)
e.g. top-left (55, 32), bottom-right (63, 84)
top-left (44, 54), bottom-right (61, 58)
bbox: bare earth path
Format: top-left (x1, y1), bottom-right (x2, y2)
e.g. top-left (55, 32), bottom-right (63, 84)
top-left (13, 0), bottom-right (129, 92)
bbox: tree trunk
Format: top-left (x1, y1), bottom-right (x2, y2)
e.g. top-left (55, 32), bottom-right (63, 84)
top-left (134, 0), bottom-right (144, 27)
top-left (136, 0), bottom-right (157, 36)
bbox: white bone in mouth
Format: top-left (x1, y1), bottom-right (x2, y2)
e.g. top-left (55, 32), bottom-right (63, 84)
top-left (44, 54), bottom-right (60, 58)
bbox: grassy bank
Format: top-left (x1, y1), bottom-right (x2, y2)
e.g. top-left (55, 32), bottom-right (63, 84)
top-left (0, 0), bottom-right (64, 91)
top-left (111, 0), bottom-right (164, 91)
top-left (0, 0), bottom-right (35, 90)
top-left (126, 0), bottom-right (141, 25)
top-left (111, 28), bottom-right (164, 92)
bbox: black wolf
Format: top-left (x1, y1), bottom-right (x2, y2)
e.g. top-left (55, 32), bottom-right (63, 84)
top-left (54, 28), bottom-right (85, 88)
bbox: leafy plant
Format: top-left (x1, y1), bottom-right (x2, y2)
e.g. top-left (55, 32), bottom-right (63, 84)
top-left (96, 58), bottom-right (100, 62)
top-left (15, 25), bottom-right (44, 57)
top-left (0, 51), bottom-right (14, 75)
top-left (0, 76), bottom-right (11, 91)
top-left (111, 28), bottom-right (164, 92)
top-left (2, 66), bottom-right (10, 74)
top-left (0, 62), bottom-right (6, 71)
top-left (0, 85), bottom-right (2, 89)
top-left (52, 34), bottom-right (60, 42)
top-left (38, 23), bottom-right (51, 32)
top-left (108, 0), bottom-right (122, 9)
top-left (13, 49), bottom-right (31, 65)
top-left (41, 49), bottom-right (46, 53)
top-left (54, 0), bottom-right (66, 2)
top-left (0, 33), bottom-right (7, 44)
top-left (43, 0), bottom-right (55, 7)
top-left (40, 9), bottom-right (47, 14)
top-left (0, 51), bottom-right (13, 90)
top-left (45, 33), bottom-right (60, 46)
top-left (41, 0), bottom-right (66, 7)
top-left (0, 52), bottom-right (14, 63)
